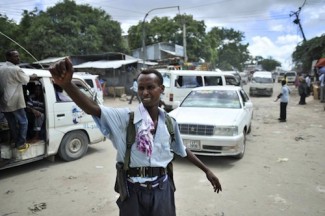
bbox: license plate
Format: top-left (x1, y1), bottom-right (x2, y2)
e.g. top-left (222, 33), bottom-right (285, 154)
top-left (184, 140), bottom-right (201, 150)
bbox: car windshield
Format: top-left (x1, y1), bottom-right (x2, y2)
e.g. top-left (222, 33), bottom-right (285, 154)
top-left (180, 90), bottom-right (241, 109)
top-left (252, 77), bottom-right (273, 83)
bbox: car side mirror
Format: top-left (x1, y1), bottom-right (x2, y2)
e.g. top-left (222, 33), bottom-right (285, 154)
top-left (245, 102), bottom-right (253, 108)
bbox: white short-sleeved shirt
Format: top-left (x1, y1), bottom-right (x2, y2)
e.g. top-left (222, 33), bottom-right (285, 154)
top-left (92, 105), bottom-right (187, 168)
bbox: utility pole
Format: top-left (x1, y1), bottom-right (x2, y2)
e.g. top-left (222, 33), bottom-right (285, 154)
top-left (182, 17), bottom-right (187, 63)
top-left (141, 6), bottom-right (180, 67)
top-left (290, 0), bottom-right (307, 42)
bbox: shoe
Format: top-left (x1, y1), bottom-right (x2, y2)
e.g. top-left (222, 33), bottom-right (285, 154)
top-left (17, 143), bottom-right (30, 153)
top-left (279, 119), bottom-right (286, 122)
top-left (278, 118), bottom-right (282, 120)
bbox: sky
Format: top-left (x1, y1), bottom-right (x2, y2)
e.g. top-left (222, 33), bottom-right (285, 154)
top-left (1, 0), bottom-right (324, 70)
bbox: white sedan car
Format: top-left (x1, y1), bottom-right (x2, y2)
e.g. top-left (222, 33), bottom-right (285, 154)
top-left (169, 86), bottom-right (253, 159)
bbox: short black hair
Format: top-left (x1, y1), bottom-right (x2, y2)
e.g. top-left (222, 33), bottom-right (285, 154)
top-left (138, 69), bottom-right (163, 85)
top-left (281, 80), bottom-right (286, 85)
top-left (5, 50), bottom-right (17, 60)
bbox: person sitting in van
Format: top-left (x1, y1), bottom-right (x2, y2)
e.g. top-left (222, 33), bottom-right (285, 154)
top-left (25, 83), bottom-right (45, 142)
top-left (54, 83), bottom-right (72, 102)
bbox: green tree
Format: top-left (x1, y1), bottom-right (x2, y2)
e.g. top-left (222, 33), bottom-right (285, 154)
top-left (292, 34), bottom-right (325, 72)
top-left (207, 27), bottom-right (250, 71)
top-left (127, 14), bottom-right (210, 62)
top-left (0, 14), bottom-right (19, 61)
top-left (175, 14), bottom-right (209, 62)
top-left (259, 58), bottom-right (281, 71)
top-left (16, 0), bottom-right (127, 61)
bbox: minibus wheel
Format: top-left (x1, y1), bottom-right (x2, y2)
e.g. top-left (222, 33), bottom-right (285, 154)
top-left (59, 131), bottom-right (89, 161)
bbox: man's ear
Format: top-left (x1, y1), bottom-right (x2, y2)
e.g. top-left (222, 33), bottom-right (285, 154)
top-left (160, 84), bottom-right (165, 93)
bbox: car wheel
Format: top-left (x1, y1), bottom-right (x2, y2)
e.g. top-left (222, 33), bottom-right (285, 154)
top-left (233, 131), bottom-right (246, 159)
top-left (58, 131), bottom-right (89, 161)
top-left (247, 123), bottom-right (252, 134)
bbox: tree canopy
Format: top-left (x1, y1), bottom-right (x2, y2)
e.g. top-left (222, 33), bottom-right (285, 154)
top-left (1, 0), bottom-right (127, 62)
top-left (258, 58), bottom-right (281, 71)
top-left (0, 0), bottom-right (298, 72)
top-left (127, 14), bottom-right (251, 70)
top-left (0, 14), bottom-right (20, 61)
top-left (292, 34), bottom-right (325, 72)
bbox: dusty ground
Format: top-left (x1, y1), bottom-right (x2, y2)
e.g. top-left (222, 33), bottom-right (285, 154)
top-left (0, 82), bottom-right (324, 216)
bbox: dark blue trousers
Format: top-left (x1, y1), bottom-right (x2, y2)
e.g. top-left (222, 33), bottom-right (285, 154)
top-left (117, 176), bottom-right (176, 216)
top-left (3, 109), bottom-right (28, 148)
top-left (280, 102), bottom-right (288, 120)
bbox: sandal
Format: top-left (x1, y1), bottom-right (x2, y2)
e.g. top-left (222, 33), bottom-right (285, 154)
top-left (17, 143), bottom-right (30, 153)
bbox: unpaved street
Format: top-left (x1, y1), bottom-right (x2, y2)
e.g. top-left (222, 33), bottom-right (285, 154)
top-left (1, 82), bottom-right (325, 216)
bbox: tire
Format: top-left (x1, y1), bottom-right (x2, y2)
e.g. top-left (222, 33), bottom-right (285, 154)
top-left (233, 131), bottom-right (246, 159)
top-left (247, 123), bottom-right (252, 134)
top-left (58, 131), bottom-right (89, 161)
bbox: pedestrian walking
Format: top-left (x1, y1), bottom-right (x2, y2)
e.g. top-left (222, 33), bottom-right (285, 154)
top-left (49, 58), bottom-right (222, 216)
top-left (128, 78), bottom-right (141, 104)
top-left (319, 67), bottom-right (325, 103)
top-left (298, 77), bottom-right (307, 105)
top-left (276, 80), bottom-right (290, 122)
top-left (305, 74), bottom-right (311, 96)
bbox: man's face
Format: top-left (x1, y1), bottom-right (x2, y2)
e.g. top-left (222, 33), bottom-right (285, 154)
top-left (8, 51), bottom-right (20, 65)
top-left (137, 73), bottom-right (164, 108)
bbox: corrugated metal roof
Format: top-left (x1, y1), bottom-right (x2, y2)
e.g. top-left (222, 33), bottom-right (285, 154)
top-left (33, 57), bottom-right (66, 64)
top-left (160, 49), bottom-right (177, 56)
top-left (73, 59), bottom-right (138, 69)
top-left (74, 59), bottom-right (157, 69)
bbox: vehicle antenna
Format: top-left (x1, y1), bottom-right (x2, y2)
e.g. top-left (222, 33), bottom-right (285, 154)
top-left (0, 31), bottom-right (44, 69)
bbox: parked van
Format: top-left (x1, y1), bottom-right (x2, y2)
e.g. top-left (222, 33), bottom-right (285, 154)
top-left (285, 71), bottom-right (297, 84)
top-left (0, 68), bottom-right (105, 170)
top-left (249, 71), bottom-right (274, 96)
top-left (157, 69), bottom-right (240, 109)
top-left (74, 72), bottom-right (104, 103)
top-left (277, 71), bottom-right (285, 83)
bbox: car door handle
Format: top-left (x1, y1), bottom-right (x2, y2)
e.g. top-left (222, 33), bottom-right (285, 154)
top-left (57, 114), bottom-right (65, 117)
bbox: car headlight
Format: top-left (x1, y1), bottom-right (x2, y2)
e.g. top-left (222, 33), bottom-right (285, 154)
top-left (214, 126), bottom-right (238, 136)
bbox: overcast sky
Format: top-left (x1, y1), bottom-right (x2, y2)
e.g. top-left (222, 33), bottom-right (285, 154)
top-left (1, 0), bottom-right (324, 70)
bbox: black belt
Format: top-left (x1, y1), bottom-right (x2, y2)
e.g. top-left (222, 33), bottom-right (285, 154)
top-left (127, 167), bottom-right (167, 178)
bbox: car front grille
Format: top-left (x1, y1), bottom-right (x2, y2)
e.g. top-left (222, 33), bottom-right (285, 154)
top-left (179, 124), bottom-right (214, 136)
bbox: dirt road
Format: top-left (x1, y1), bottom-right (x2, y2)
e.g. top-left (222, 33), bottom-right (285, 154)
top-left (0, 82), bottom-right (324, 216)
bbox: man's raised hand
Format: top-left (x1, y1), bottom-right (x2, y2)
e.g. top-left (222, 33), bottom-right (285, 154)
top-left (49, 57), bottom-right (74, 87)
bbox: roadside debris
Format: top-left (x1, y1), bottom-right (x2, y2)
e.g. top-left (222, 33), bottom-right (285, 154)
top-left (277, 158), bottom-right (289, 162)
top-left (28, 202), bottom-right (47, 213)
top-left (316, 185), bottom-right (325, 193)
top-left (294, 136), bottom-right (304, 141)
top-left (5, 190), bottom-right (14, 194)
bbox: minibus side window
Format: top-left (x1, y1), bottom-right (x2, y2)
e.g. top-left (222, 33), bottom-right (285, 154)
top-left (162, 73), bottom-right (171, 88)
top-left (204, 76), bottom-right (222, 86)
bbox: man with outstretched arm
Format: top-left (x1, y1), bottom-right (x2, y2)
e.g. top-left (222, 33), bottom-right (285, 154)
top-left (49, 58), bottom-right (222, 216)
